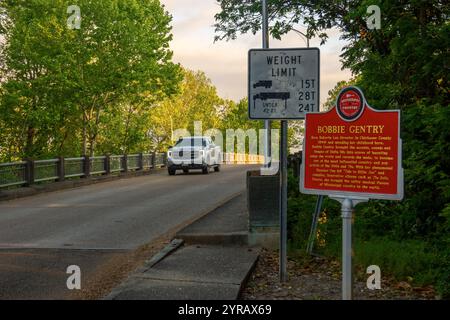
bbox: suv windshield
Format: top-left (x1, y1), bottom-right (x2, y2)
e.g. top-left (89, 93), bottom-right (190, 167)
top-left (175, 138), bottom-right (206, 147)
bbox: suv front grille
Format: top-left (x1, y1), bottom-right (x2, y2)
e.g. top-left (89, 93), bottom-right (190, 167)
top-left (173, 150), bottom-right (200, 160)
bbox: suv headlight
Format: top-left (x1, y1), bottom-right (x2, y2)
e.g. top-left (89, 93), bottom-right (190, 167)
top-left (168, 150), bottom-right (172, 157)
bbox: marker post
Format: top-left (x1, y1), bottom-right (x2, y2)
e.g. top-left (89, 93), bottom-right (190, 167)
top-left (330, 197), bottom-right (367, 300)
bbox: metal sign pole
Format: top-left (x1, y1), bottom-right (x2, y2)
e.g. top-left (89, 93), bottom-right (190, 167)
top-left (306, 195), bottom-right (324, 254)
top-left (262, 0), bottom-right (269, 48)
top-left (262, 0), bottom-right (271, 166)
top-left (329, 196), bottom-right (366, 300)
top-left (341, 198), bottom-right (353, 300)
top-left (280, 120), bottom-right (288, 282)
top-left (252, 2), bottom-right (320, 285)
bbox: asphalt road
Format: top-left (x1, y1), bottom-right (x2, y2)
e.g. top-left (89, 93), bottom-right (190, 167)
top-left (0, 165), bottom-right (257, 299)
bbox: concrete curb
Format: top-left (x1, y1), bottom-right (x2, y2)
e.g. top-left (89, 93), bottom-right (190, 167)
top-left (139, 239), bottom-right (184, 272)
top-left (105, 239), bottom-right (185, 300)
top-left (175, 192), bottom-right (249, 246)
top-left (177, 232), bottom-right (249, 246)
top-left (238, 249), bottom-right (260, 299)
top-left (106, 246), bottom-right (260, 300)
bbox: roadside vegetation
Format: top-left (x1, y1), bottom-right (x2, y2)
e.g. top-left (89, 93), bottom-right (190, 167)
top-left (215, 0), bottom-right (449, 298)
top-left (287, 170), bottom-right (448, 298)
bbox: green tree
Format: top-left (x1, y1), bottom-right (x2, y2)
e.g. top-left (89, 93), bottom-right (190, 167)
top-left (0, 0), bottom-right (78, 159)
top-left (323, 79), bottom-right (357, 111)
top-left (0, 0), bottom-right (181, 159)
top-left (221, 98), bottom-right (263, 131)
top-left (65, 0), bottom-right (181, 156)
top-left (147, 69), bottom-right (223, 151)
top-left (215, 0), bottom-right (450, 296)
top-left (215, 0), bottom-right (449, 106)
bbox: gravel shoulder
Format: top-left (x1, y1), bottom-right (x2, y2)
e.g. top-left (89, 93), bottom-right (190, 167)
top-left (241, 249), bottom-right (437, 300)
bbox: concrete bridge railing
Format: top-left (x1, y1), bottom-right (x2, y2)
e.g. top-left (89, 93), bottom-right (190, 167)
top-left (0, 152), bottom-right (267, 189)
top-left (222, 153), bottom-right (265, 165)
top-left (0, 153), bottom-right (167, 189)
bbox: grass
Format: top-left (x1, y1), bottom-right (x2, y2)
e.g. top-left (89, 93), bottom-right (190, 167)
top-left (286, 169), bottom-right (449, 298)
top-left (354, 238), bottom-right (441, 286)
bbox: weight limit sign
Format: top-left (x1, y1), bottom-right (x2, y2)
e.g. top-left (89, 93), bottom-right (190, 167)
top-left (248, 48), bottom-right (320, 120)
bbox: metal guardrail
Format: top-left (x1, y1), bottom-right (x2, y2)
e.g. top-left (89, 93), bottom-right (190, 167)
top-left (127, 154), bottom-right (140, 171)
top-left (142, 154), bottom-right (153, 169)
top-left (90, 156), bottom-right (106, 175)
top-left (34, 159), bottom-right (59, 182)
top-left (0, 152), bottom-right (262, 189)
top-left (155, 153), bottom-right (166, 167)
top-left (110, 155), bottom-right (124, 173)
top-left (0, 161), bottom-right (27, 187)
top-left (223, 153), bottom-right (265, 164)
top-left (0, 153), bottom-right (167, 189)
top-left (65, 157), bottom-right (85, 178)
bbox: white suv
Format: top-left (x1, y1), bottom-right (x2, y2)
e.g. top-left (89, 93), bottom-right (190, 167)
top-left (167, 136), bottom-right (221, 175)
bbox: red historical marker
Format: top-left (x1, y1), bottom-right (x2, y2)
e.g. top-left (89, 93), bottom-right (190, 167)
top-left (300, 86), bottom-right (404, 300)
top-left (300, 86), bottom-right (403, 200)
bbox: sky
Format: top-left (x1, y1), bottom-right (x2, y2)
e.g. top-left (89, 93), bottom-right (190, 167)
top-left (160, 0), bottom-right (352, 107)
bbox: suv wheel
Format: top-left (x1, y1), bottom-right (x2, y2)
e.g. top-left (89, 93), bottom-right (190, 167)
top-left (168, 168), bottom-right (176, 176)
top-left (183, 168), bottom-right (189, 174)
top-left (202, 166), bottom-right (209, 174)
top-left (214, 165), bottom-right (220, 172)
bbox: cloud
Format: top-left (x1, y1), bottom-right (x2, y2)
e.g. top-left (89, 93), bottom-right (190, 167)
top-left (161, 0), bottom-right (352, 106)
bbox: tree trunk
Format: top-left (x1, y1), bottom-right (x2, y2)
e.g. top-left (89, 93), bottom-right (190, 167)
top-left (25, 126), bottom-right (35, 158)
top-left (122, 104), bottom-right (134, 154)
top-left (89, 138), bottom-right (95, 157)
top-left (82, 110), bottom-right (87, 156)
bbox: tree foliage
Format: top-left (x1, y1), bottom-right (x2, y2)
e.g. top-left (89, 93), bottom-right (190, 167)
top-left (0, 0), bottom-right (182, 159)
top-left (322, 78), bottom-right (358, 111)
top-left (147, 70), bottom-right (268, 153)
top-left (147, 69), bottom-right (224, 151)
top-left (215, 0), bottom-right (450, 296)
